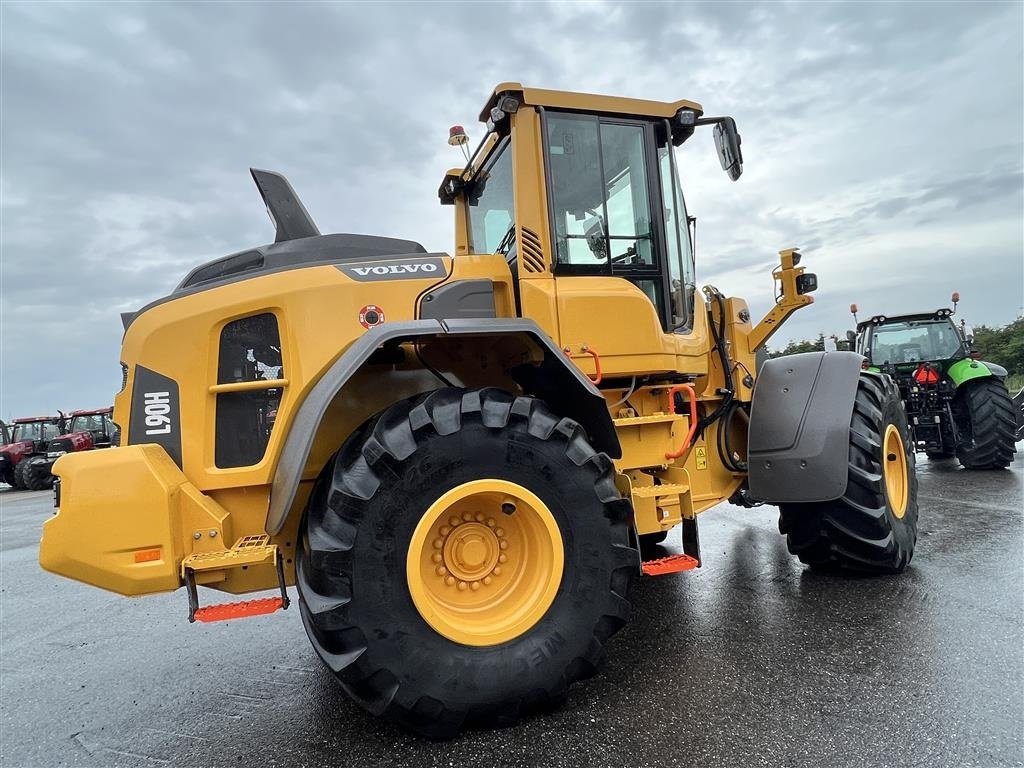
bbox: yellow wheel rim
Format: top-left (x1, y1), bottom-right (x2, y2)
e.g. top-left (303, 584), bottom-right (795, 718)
top-left (406, 479), bottom-right (564, 646)
top-left (882, 424), bottom-right (909, 519)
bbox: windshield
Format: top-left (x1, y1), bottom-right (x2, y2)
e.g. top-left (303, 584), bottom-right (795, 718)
top-left (871, 320), bottom-right (962, 364)
top-left (70, 414), bottom-right (109, 434)
top-left (467, 141), bottom-right (514, 254)
top-left (11, 421), bottom-right (59, 442)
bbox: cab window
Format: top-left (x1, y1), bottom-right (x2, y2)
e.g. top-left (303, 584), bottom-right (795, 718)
top-left (544, 112), bottom-right (672, 327)
top-left (467, 141), bottom-right (514, 254)
top-left (658, 144), bottom-right (696, 329)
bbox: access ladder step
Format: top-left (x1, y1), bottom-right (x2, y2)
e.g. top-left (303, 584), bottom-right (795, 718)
top-left (193, 597), bottom-right (286, 623)
top-left (641, 553), bottom-right (700, 576)
top-left (184, 536), bottom-right (290, 623)
top-left (631, 483), bottom-right (690, 499)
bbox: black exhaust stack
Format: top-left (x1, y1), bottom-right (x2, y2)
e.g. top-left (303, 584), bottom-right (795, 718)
top-left (250, 169), bottom-right (320, 243)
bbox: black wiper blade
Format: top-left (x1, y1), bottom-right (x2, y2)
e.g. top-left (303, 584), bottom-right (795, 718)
top-left (496, 224), bottom-right (516, 255)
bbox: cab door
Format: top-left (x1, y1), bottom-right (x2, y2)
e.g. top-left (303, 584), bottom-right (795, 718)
top-left (543, 111), bottom-right (689, 376)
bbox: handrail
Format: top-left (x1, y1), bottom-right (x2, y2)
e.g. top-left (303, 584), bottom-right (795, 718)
top-left (665, 383), bottom-right (697, 460)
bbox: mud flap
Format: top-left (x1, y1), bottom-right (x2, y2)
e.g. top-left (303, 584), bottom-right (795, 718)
top-left (747, 351), bottom-right (865, 503)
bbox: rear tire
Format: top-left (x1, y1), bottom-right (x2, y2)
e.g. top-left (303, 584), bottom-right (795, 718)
top-left (955, 379), bottom-right (1016, 469)
top-left (296, 388), bottom-right (637, 739)
top-left (779, 373), bottom-right (918, 574)
top-left (18, 460), bottom-right (53, 491)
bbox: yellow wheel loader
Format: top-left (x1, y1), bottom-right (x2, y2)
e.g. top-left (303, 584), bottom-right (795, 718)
top-left (40, 84), bottom-right (919, 738)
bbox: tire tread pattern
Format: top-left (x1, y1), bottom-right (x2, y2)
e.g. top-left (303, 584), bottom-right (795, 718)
top-left (956, 379), bottom-right (1016, 469)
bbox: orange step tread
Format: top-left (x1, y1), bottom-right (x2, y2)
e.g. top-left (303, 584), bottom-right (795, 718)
top-left (641, 554), bottom-right (700, 576)
top-left (193, 597), bottom-right (285, 623)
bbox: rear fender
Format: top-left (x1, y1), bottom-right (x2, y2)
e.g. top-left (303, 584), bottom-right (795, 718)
top-left (948, 358), bottom-right (1003, 387)
top-left (265, 318), bottom-right (619, 534)
top-left (747, 351), bottom-right (865, 503)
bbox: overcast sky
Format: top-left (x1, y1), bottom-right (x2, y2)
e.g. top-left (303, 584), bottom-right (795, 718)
top-left (2, 1), bottom-right (1022, 418)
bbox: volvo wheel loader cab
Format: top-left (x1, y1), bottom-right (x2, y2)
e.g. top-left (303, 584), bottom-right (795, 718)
top-left (40, 84), bottom-right (919, 739)
top-left (851, 294), bottom-right (1017, 469)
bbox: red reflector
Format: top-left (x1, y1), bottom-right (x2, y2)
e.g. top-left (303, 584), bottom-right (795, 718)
top-left (913, 364), bottom-right (940, 385)
top-left (193, 597), bottom-right (285, 623)
top-left (641, 554), bottom-right (700, 576)
top-left (133, 548), bottom-right (161, 563)
top-left (970, 351), bottom-right (980, 360)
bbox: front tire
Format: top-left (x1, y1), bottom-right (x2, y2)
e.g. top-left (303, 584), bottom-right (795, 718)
top-left (955, 379), bottom-right (1016, 469)
top-left (779, 373), bottom-right (918, 574)
top-left (297, 388), bottom-right (637, 739)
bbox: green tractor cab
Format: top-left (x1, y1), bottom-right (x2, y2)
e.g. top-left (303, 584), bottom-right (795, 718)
top-left (850, 294), bottom-right (1017, 469)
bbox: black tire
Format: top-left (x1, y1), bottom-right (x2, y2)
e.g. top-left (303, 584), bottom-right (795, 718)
top-left (297, 387), bottom-right (637, 739)
top-left (638, 530), bottom-right (667, 547)
top-left (779, 373), bottom-right (918, 574)
top-left (11, 461), bottom-right (29, 490)
top-left (955, 378), bottom-right (1017, 470)
top-left (18, 460), bottom-right (53, 491)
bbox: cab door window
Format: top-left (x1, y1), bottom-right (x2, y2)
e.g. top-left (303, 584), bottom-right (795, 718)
top-left (545, 112), bottom-right (669, 325)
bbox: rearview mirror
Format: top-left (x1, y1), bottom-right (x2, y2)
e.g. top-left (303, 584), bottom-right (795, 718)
top-left (713, 118), bottom-right (743, 181)
top-left (962, 324), bottom-right (974, 344)
top-left (846, 330), bottom-right (857, 348)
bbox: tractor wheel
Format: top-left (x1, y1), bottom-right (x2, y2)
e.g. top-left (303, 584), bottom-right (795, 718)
top-left (779, 373), bottom-right (918, 574)
top-left (11, 461), bottom-right (29, 490)
top-left (18, 460), bottom-right (54, 491)
top-left (296, 388), bottom-right (637, 739)
top-left (954, 379), bottom-right (1017, 470)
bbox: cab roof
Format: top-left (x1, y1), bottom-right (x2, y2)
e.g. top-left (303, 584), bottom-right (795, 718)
top-left (69, 407), bottom-right (112, 417)
top-left (480, 82), bottom-right (704, 122)
top-left (856, 309), bottom-right (956, 331)
top-left (12, 416), bottom-right (60, 423)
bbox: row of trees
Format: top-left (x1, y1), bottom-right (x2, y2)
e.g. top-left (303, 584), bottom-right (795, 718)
top-left (768, 317), bottom-right (1024, 377)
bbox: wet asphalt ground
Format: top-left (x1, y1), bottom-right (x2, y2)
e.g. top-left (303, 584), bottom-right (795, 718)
top-left (1, 453), bottom-right (1021, 768)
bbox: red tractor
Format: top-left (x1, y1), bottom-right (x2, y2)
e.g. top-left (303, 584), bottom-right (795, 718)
top-left (0, 416), bottom-right (66, 489)
top-left (16, 408), bottom-right (119, 491)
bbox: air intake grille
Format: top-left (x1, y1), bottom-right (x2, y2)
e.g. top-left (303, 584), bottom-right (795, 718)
top-left (520, 228), bottom-right (546, 273)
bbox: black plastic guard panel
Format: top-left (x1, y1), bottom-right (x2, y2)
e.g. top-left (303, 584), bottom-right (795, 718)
top-left (747, 351), bottom-right (864, 503)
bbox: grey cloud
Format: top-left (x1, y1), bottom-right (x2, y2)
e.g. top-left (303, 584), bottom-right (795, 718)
top-left (2, 0), bottom-right (1022, 416)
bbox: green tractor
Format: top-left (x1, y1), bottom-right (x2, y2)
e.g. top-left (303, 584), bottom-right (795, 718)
top-left (849, 293), bottom-right (1017, 469)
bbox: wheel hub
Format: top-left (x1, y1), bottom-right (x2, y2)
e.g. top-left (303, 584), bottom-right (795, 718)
top-left (407, 479), bottom-right (564, 646)
top-left (883, 423), bottom-right (909, 519)
top-left (437, 519), bottom-right (505, 587)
